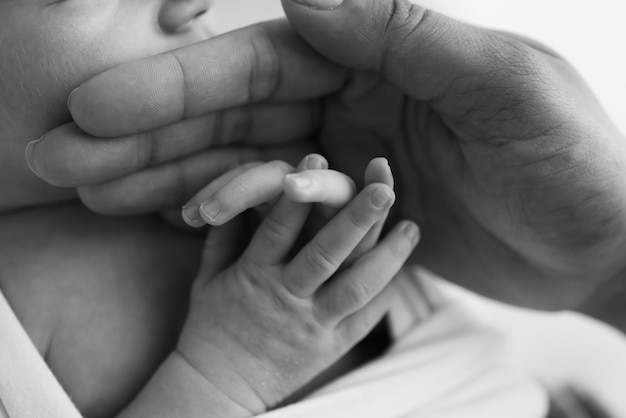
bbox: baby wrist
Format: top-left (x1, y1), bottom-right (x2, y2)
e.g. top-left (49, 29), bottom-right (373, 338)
top-left (176, 330), bottom-right (269, 415)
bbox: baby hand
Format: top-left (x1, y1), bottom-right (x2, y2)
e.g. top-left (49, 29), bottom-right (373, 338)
top-left (177, 157), bottom-right (419, 413)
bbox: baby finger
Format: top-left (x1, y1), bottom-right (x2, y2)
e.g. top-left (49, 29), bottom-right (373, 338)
top-left (284, 183), bottom-right (395, 297)
top-left (199, 161), bottom-right (294, 226)
top-left (314, 220), bottom-right (419, 326)
top-left (283, 169), bottom-right (356, 208)
top-left (182, 161), bottom-right (263, 226)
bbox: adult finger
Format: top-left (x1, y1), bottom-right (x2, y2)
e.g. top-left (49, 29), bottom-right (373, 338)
top-left (284, 183), bottom-right (395, 297)
top-left (29, 102), bottom-right (318, 187)
top-left (68, 20), bottom-right (346, 137)
top-left (282, 0), bottom-right (554, 119)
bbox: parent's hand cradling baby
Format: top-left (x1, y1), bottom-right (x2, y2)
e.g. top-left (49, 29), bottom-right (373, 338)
top-left (27, 0), bottom-right (626, 329)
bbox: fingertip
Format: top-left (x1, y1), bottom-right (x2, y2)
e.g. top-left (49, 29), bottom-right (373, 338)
top-left (364, 157), bottom-right (393, 187)
top-left (366, 183), bottom-right (395, 209)
top-left (181, 205), bottom-right (207, 228)
top-left (66, 81), bottom-right (102, 135)
top-left (283, 172), bottom-right (313, 201)
top-left (398, 220), bottom-right (420, 246)
top-left (304, 153), bottom-right (328, 170)
top-left (24, 137), bottom-right (43, 178)
top-left (67, 86), bottom-right (79, 115)
top-left (199, 199), bottom-right (223, 225)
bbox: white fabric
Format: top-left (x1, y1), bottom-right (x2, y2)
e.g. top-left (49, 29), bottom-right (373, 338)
top-left (0, 290), bottom-right (81, 418)
top-left (0, 268), bottom-right (547, 418)
top-left (260, 268), bottom-right (548, 418)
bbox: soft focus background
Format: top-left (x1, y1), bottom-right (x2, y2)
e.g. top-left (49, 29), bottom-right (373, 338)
top-left (211, 0), bottom-right (626, 415)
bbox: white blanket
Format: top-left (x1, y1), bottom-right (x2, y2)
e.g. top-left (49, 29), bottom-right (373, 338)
top-left (260, 269), bottom-right (548, 417)
top-left (0, 268), bottom-right (547, 417)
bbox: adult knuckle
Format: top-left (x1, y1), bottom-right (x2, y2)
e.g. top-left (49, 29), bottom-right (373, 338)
top-left (233, 107), bottom-right (255, 143)
top-left (381, 0), bottom-right (428, 41)
top-left (164, 52), bottom-right (189, 119)
top-left (246, 26), bottom-right (281, 103)
top-left (215, 106), bottom-right (254, 145)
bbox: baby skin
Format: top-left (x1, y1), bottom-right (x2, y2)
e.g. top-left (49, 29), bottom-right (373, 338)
top-left (0, 153), bottom-right (418, 417)
top-left (0, 1), bottom-right (216, 414)
top-left (168, 154), bottom-right (419, 415)
top-left (0, 0), bottom-right (418, 413)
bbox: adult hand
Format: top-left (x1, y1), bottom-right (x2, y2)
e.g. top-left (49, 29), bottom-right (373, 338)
top-left (27, 0), bottom-right (626, 316)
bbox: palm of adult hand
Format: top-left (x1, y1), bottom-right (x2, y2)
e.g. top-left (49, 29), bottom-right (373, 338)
top-left (319, 67), bottom-right (626, 309)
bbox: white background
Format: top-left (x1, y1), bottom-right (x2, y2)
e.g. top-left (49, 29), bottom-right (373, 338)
top-left (210, 0), bottom-right (626, 415)
top-left (213, 0), bottom-right (626, 137)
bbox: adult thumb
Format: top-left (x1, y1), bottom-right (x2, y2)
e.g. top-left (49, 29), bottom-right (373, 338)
top-left (281, 0), bottom-right (512, 104)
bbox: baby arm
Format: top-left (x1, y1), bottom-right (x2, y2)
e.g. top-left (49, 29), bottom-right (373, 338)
top-left (116, 155), bottom-right (417, 417)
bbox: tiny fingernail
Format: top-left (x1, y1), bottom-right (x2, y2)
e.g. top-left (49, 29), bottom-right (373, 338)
top-left (401, 221), bottom-right (420, 245)
top-left (291, 0), bottom-right (343, 10)
top-left (370, 188), bottom-right (394, 208)
top-left (286, 173), bottom-right (311, 189)
top-left (25, 137), bottom-right (43, 177)
top-left (200, 199), bottom-right (222, 223)
top-left (67, 87), bottom-right (79, 111)
top-left (305, 154), bottom-right (327, 170)
top-left (181, 205), bottom-right (206, 228)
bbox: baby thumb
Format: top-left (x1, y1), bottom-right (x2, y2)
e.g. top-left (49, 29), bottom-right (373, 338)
top-left (281, 0), bottom-right (496, 103)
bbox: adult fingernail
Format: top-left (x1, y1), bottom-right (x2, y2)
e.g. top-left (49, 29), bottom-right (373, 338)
top-left (200, 199), bottom-right (222, 223)
top-left (291, 0), bottom-right (343, 11)
top-left (400, 221), bottom-right (420, 245)
top-left (25, 137), bottom-right (43, 177)
top-left (181, 205), bottom-right (206, 228)
top-left (67, 87), bottom-right (79, 112)
top-left (370, 188), bottom-right (394, 208)
top-left (305, 154), bottom-right (328, 170)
